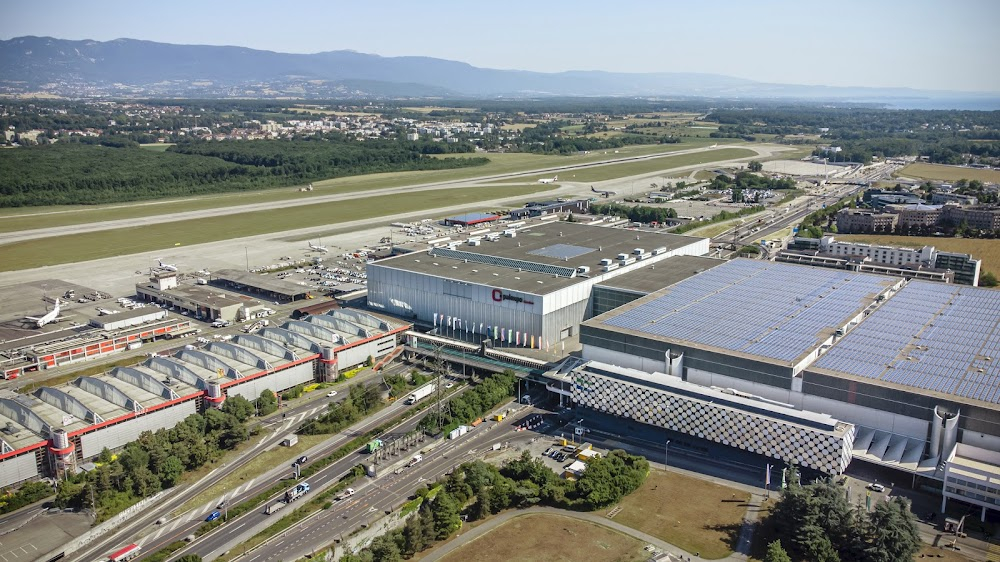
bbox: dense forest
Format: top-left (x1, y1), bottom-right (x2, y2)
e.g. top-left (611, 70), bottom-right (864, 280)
top-left (0, 138), bottom-right (488, 207)
top-left (517, 119), bottom-right (672, 154)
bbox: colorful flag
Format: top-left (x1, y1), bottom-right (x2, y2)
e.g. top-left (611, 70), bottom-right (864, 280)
top-left (530, 335), bottom-right (535, 348)
top-left (516, 332), bottom-right (520, 346)
top-left (433, 313), bottom-right (438, 326)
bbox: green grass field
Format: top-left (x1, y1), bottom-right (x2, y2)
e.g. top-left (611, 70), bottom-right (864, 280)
top-left (603, 469), bottom-right (750, 560)
top-left (898, 163), bottom-right (1000, 184)
top-left (0, 143), bottom-right (726, 234)
top-left (0, 184), bottom-right (555, 271)
top-left (435, 514), bottom-right (647, 562)
top-left (138, 143), bottom-right (175, 151)
top-left (565, 148), bottom-right (755, 183)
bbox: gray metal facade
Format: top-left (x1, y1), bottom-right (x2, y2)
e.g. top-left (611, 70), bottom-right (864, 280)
top-left (80, 400), bottom-right (198, 459)
top-left (225, 363), bottom-right (314, 402)
top-left (0, 452), bottom-right (38, 488)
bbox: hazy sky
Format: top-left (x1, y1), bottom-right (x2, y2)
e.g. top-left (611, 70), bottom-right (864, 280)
top-left (5, 0), bottom-right (999, 92)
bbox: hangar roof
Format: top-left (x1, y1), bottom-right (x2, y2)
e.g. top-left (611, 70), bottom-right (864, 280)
top-left (588, 259), bottom-right (898, 367)
top-left (811, 280), bottom-right (1000, 406)
top-left (371, 222), bottom-right (703, 295)
top-left (595, 255), bottom-right (727, 295)
top-left (214, 269), bottom-right (311, 298)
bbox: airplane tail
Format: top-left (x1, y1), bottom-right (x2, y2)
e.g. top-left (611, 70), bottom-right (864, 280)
top-left (591, 186), bottom-right (596, 192)
top-left (553, 175), bottom-right (557, 181)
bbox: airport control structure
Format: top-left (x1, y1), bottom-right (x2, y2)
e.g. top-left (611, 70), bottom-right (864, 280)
top-left (0, 308), bottom-right (409, 488)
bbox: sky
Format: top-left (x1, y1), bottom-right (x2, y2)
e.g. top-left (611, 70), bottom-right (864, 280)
top-left (4, 0), bottom-right (999, 92)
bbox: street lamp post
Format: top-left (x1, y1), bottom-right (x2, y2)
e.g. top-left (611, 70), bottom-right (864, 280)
top-left (665, 439), bottom-right (671, 468)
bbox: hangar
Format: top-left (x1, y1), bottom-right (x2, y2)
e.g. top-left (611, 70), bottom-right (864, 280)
top-left (366, 221), bottom-right (709, 349)
top-left (580, 259), bottom-right (1000, 519)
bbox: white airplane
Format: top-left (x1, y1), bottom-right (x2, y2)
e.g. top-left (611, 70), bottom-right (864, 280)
top-left (308, 241), bottom-right (329, 253)
top-left (537, 175), bottom-right (558, 184)
top-left (710, 143), bottom-right (718, 149)
top-left (156, 259), bottom-right (179, 272)
top-left (24, 299), bottom-right (66, 328)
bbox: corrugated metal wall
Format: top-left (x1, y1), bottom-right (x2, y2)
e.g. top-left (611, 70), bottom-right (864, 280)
top-left (80, 400), bottom-right (198, 458)
top-left (226, 363), bottom-right (314, 401)
top-left (0, 452), bottom-right (39, 488)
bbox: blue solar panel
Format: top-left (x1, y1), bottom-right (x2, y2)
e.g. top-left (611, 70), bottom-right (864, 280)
top-left (815, 281), bottom-right (1000, 404)
top-left (603, 259), bottom-right (894, 363)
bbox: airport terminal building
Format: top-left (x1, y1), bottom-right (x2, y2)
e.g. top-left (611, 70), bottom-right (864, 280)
top-left (366, 222), bottom-right (709, 348)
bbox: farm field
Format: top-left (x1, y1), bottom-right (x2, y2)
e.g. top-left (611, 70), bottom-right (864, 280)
top-left (837, 234), bottom-right (1000, 278)
top-left (435, 513), bottom-right (647, 562)
top-left (0, 142), bottom-right (725, 234)
top-left (0, 184), bottom-right (554, 271)
top-left (897, 163), bottom-right (1000, 184)
top-left (602, 469), bottom-right (750, 560)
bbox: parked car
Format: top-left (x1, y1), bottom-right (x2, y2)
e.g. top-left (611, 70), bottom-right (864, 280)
top-left (867, 483), bottom-right (885, 492)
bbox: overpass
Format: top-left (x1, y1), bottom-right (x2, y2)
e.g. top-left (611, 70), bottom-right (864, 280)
top-left (402, 331), bottom-right (552, 384)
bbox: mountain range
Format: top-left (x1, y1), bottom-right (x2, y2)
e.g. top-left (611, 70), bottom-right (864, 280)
top-left (1, 36), bottom-right (997, 108)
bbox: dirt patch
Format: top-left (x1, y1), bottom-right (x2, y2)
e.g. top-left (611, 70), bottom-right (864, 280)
top-left (438, 513), bottom-right (648, 562)
top-left (602, 469), bottom-right (750, 560)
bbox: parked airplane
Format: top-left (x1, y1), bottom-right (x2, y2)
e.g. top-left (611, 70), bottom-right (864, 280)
top-left (710, 143), bottom-right (718, 148)
top-left (156, 259), bottom-right (179, 272)
top-left (537, 175), bottom-right (558, 184)
top-left (591, 186), bottom-right (616, 198)
top-left (308, 241), bottom-right (329, 253)
top-left (24, 298), bottom-right (66, 328)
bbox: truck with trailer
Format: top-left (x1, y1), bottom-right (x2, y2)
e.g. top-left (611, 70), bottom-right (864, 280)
top-left (108, 543), bottom-right (141, 562)
top-left (366, 439), bottom-right (384, 453)
top-left (284, 482), bottom-right (310, 503)
top-left (334, 487), bottom-right (356, 501)
top-left (407, 454), bottom-right (423, 467)
top-left (405, 384), bottom-right (436, 405)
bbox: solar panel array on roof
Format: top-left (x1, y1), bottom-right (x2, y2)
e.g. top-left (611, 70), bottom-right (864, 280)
top-left (602, 260), bottom-right (892, 363)
top-left (527, 244), bottom-right (595, 260)
top-left (814, 281), bottom-right (1000, 404)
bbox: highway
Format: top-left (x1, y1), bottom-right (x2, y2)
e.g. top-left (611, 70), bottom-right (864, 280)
top-left (71, 364), bottom-right (431, 562)
top-left (212, 406), bottom-right (534, 562)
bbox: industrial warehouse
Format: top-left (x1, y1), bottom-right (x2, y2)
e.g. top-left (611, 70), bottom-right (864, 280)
top-left (578, 258), bottom-right (1000, 519)
top-left (366, 221), bottom-right (709, 348)
top-left (0, 309), bottom-right (409, 487)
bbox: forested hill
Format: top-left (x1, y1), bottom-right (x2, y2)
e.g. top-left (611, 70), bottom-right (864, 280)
top-left (0, 140), bottom-right (488, 207)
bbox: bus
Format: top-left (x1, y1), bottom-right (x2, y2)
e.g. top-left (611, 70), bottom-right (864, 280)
top-left (108, 543), bottom-right (141, 562)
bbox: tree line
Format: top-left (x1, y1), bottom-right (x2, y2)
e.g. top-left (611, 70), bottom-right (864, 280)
top-left (590, 202), bottom-right (679, 224)
top-left (298, 382), bottom-right (385, 435)
top-left (415, 371), bottom-right (518, 435)
top-left (339, 450), bottom-right (649, 562)
top-left (0, 138), bottom-right (488, 207)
